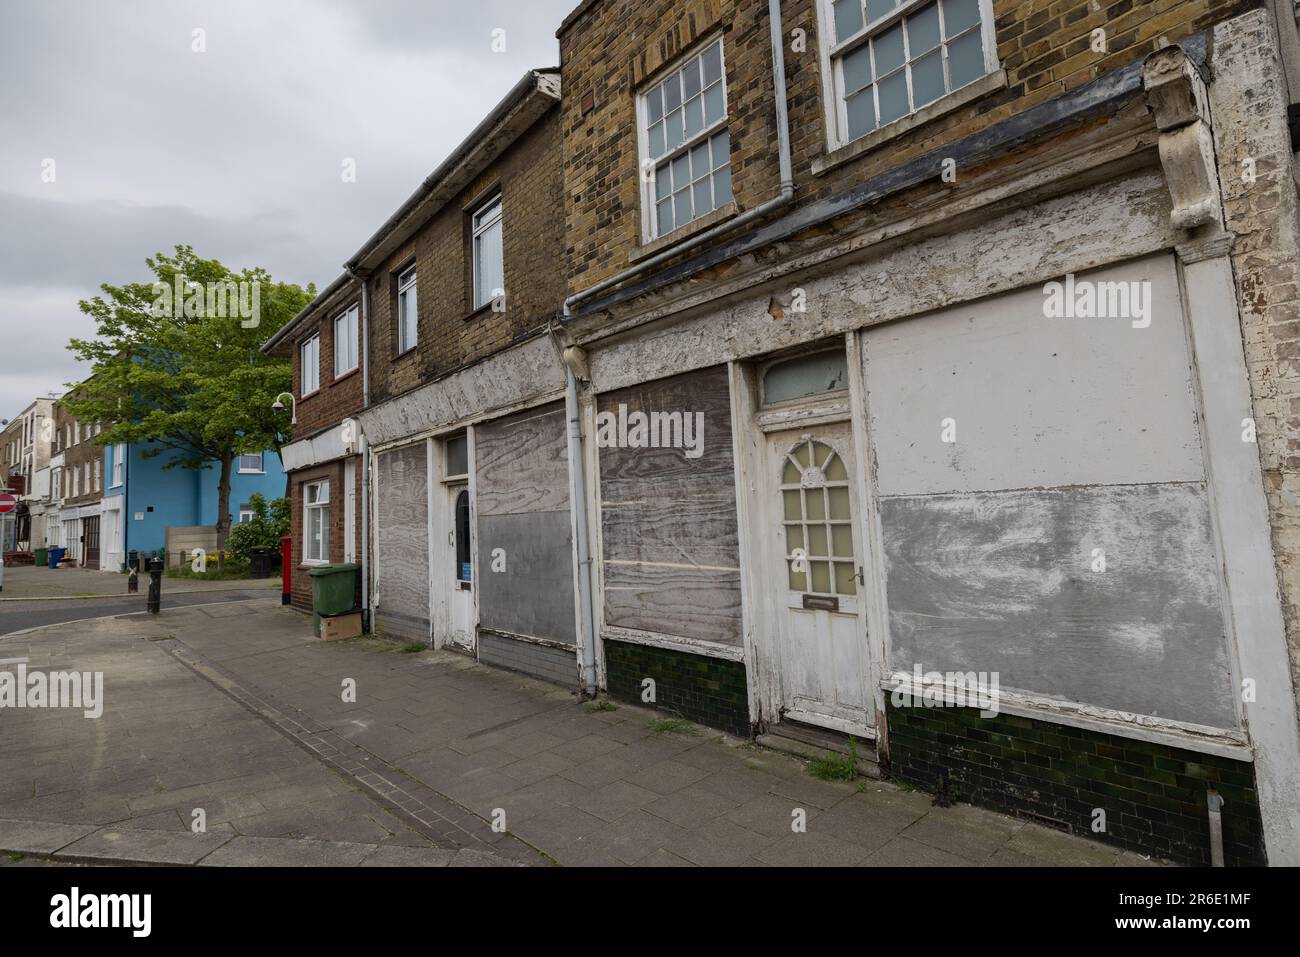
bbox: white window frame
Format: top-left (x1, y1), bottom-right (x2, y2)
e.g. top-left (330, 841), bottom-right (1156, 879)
top-left (111, 444), bottom-right (125, 488)
top-left (303, 479), bottom-right (330, 565)
top-left (93, 459), bottom-right (100, 492)
top-left (397, 266), bottom-right (418, 354)
top-left (238, 451), bottom-right (265, 474)
top-left (301, 334), bottom-right (321, 396)
top-left (471, 195), bottom-right (504, 311)
top-left (817, 0), bottom-right (999, 152)
top-left (333, 305), bottom-right (359, 377)
top-left (238, 504), bottom-right (254, 524)
top-left (636, 37), bottom-right (732, 244)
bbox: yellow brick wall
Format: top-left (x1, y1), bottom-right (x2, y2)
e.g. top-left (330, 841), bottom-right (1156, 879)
top-left (559, 0), bottom-right (1250, 295)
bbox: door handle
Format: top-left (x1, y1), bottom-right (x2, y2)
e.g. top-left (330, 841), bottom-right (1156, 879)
top-left (448, 531), bottom-right (455, 546)
top-left (856, 566), bottom-right (865, 585)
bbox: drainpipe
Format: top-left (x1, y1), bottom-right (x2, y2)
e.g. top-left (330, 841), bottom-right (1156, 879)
top-left (563, 357), bottom-right (598, 697)
top-left (562, 0), bottom-right (794, 318)
top-left (345, 266), bottom-right (371, 631)
top-left (359, 432), bottom-right (370, 633)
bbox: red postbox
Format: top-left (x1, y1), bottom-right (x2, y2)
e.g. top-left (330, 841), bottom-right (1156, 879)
top-left (280, 534), bottom-right (292, 606)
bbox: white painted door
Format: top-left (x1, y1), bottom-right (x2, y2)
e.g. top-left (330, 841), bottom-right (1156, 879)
top-left (768, 424), bottom-right (873, 734)
top-left (448, 482), bottom-right (474, 649)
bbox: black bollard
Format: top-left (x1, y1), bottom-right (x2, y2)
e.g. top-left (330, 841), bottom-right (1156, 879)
top-left (146, 558), bottom-right (163, 614)
top-left (127, 567), bottom-right (138, 594)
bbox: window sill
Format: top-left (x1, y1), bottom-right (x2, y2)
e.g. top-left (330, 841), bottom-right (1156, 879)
top-left (300, 387), bottom-right (321, 402)
top-left (811, 69), bottom-right (1008, 178)
top-left (463, 301), bottom-right (498, 323)
top-left (394, 346), bottom-right (418, 361)
top-left (332, 366), bottom-right (360, 385)
top-left (630, 201), bottom-right (738, 263)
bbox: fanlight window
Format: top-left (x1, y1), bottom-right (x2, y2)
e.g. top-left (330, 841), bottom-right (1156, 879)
top-left (780, 439), bottom-right (856, 596)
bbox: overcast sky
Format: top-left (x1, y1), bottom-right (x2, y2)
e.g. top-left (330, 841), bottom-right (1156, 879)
top-left (0, 0), bottom-right (577, 421)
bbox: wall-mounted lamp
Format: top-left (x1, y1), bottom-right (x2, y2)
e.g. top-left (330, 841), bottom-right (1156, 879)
top-left (271, 392), bottom-right (297, 426)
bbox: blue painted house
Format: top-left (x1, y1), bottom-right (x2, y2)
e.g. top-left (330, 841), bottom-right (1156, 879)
top-left (98, 441), bottom-right (285, 570)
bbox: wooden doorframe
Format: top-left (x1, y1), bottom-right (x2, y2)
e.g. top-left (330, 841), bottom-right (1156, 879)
top-left (731, 335), bottom-right (885, 737)
top-left (846, 330), bottom-right (892, 743)
top-left (429, 429), bottom-right (477, 653)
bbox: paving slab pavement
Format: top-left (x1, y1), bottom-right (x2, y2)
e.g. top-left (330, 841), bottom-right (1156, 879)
top-left (1, 598), bottom-right (1164, 867)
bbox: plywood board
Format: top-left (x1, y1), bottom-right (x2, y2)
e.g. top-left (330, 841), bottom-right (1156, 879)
top-left (598, 366), bottom-right (742, 646)
top-left (881, 483), bottom-right (1235, 728)
top-left (375, 442), bottom-right (429, 641)
top-left (864, 254), bottom-right (1204, 495)
top-left (474, 402), bottom-right (575, 646)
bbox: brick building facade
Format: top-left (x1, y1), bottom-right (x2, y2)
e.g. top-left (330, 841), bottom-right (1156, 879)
top-left (266, 0), bottom-right (1300, 865)
top-left (48, 394), bottom-right (106, 567)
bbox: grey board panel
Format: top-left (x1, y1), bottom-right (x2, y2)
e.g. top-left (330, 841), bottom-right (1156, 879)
top-left (477, 511), bottom-right (577, 645)
top-left (881, 482), bottom-right (1236, 728)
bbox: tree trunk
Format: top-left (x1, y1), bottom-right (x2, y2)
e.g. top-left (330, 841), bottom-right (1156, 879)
top-left (215, 452), bottom-right (234, 553)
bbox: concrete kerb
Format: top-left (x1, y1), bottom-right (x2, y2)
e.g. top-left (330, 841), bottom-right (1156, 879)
top-left (0, 819), bottom-right (519, 868)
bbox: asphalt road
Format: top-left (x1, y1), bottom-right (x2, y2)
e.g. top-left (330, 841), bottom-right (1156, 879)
top-left (0, 589), bottom-right (275, 637)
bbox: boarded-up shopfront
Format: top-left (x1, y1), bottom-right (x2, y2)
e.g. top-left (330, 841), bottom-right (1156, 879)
top-left (596, 366), bottom-right (749, 734)
top-left (865, 255), bottom-right (1235, 727)
top-left (474, 402), bottom-right (578, 684)
top-left (374, 442), bottom-right (429, 642)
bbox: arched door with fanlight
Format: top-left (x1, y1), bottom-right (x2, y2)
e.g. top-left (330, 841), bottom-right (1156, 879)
top-left (768, 422), bottom-right (872, 734)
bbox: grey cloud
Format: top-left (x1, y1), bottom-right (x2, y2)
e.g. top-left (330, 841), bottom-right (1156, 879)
top-left (0, 0), bottom-right (575, 421)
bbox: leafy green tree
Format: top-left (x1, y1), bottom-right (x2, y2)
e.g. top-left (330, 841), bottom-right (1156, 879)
top-left (226, 493), bottom-right (291, 562)
top-left (63, 245), bottom-right (313, 549)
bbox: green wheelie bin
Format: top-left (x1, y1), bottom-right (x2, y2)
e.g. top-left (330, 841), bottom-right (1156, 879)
top-left (308, 563), bottom-right (360, 636)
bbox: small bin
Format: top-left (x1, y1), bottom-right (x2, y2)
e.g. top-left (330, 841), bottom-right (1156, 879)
top-left (34, 547), bottom-right (48, 567)
top-left (308, 563), bottom-right (360, 637)
top-left (249, 546), bottom-right (274, 579)
top-left (48, 547), bottom-right (66, 569)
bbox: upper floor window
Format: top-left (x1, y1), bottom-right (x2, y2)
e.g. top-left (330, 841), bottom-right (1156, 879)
top-left (823, 0), bottom-right (995, 148)
top-left (238, 452), bottom-right (264, 474)
top-left (397, 266), bottom-right (418, 354)
top-left (301, 333), bottom-right (321, 396)
top-left (638, 39), bottom-right (732, 242)
top-left (472, 196), bottom-right (504, 310)
top-left (334, 305), bottom-right (359, 377)
top-left (111, 444), bottom-right (125, 487)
